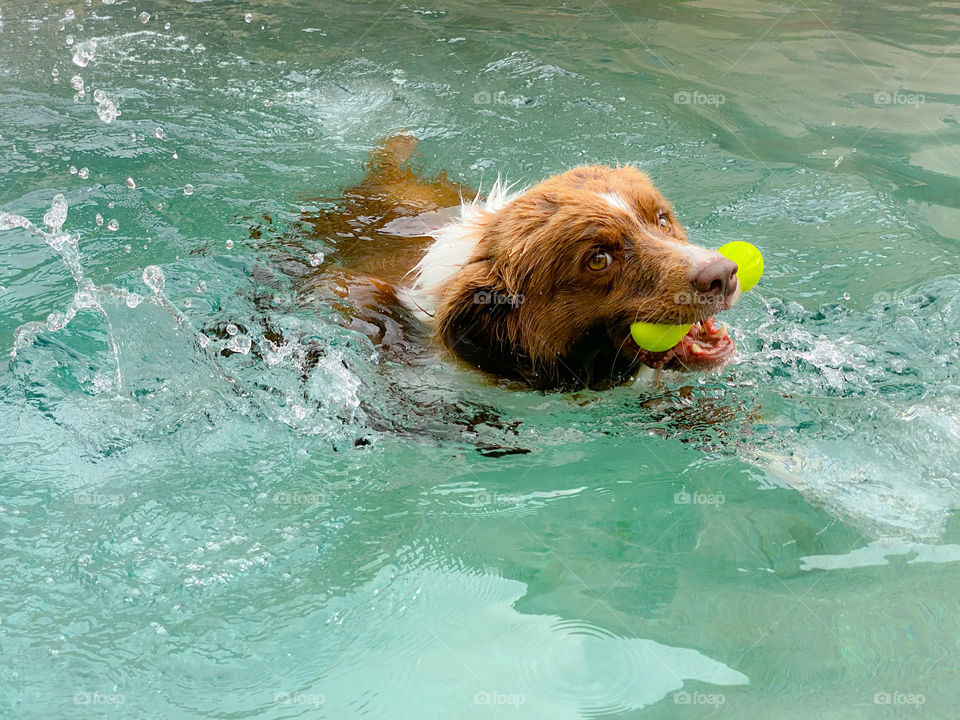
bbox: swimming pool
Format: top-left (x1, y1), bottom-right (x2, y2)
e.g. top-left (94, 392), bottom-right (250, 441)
top-left (1, 0), bottom-right (958, 716)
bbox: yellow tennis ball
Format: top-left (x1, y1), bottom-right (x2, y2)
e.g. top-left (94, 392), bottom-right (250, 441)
top-left (629, 321), bottom-right (693, 353)
top-left (718, 240), bottom-right (763, 293)
top-left (628, 242), bottom-right (763, 352)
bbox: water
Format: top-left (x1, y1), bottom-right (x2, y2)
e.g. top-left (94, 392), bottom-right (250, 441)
top-left (1, 0), bottom-right (959, 716)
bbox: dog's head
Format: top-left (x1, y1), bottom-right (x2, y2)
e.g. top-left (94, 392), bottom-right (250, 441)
top-left (409, 165), bottom-right (740, 388)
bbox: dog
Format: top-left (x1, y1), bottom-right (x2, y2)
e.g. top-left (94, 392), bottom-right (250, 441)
top-left (293, 135), bottom-right (740, 391)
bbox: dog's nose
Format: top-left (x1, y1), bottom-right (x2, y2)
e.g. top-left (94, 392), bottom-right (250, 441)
top-left (693, 256), bottom-right (738, 297)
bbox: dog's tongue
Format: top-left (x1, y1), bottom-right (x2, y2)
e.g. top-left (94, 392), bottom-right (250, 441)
top-left (672, 317), bottom-right (735, 367)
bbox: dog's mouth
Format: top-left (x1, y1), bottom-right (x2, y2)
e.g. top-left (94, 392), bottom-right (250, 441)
top-left (626, 317), bottom-right (736, 370)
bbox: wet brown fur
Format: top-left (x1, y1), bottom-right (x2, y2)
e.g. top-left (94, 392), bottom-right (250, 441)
top-left (294, 136), bottom-right (718, 389)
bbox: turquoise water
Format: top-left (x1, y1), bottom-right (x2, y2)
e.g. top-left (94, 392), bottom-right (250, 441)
top-left (2, 0), bottom-right (960, 716)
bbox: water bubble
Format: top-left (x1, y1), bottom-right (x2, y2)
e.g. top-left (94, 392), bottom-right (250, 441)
top-left (138, 11), bottom-right (150, 23)
top-left (66, 35), bottom-right (75, 45)
top-left (197, 280), bottom-right (207, 293)
top-left (43, 194), bottom-right (68, 233)
top-left (225, 239), bottom-right (234, 250)
top-left (244, 12), bottom-right (252, 23)
top-left (93, 88), bottom-right (105, 103)
top-left (51, 68), bottom-right (60, 78)
top-left (108, 202), bottom-right (114, 209)
top-left (142, 265), bottom-right (165, 293)
top-left (183, 184), bottom-right (194, 196)
top-left (63, 9), bottom-right (76, 22)
top-left (102, 0), bottom-right (115, 5)
top-left (226, 323), bottom-right (238, 336)
top-left (74, 290), bottom-right (97, 309)
top-left (123, 244), bottom-right (131, 253)
top-left (125, 292), bottom-right (141, 308)
top-left (154, 126), bottom-right (164, 139)
top-left (164, 22), bottom-right (170, 29)
top-left (72, 42), bottom-right (96, 68)
top-left (69, 165), bottom-right (78, 175)
top-left (129, 132), bottom-right (137, 142)
top-left (46, 312), bottom-right (68, 331)
top-left (78, 167), bottom-right (89, 179)
top-left (95, 213), bottom-right (103, 226)
top-left (226, 334), bottom-right (252, 355)
top-left (96, 95), bottom-right (119, 123)
top-left (107, 219), bottom-right (119, 231)
top-left (125, 177), bottom-right (136, 189)
top-left (70, 75), bottom-right (84, 91)
top-left (309, 252), bottom-right (325, 267)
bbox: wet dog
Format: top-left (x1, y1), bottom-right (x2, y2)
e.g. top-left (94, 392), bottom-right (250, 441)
top-left (294, 135), bottom-right (740, 390)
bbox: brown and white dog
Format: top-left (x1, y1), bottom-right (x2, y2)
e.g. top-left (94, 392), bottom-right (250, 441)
top-left (296, 135), bottom-right (740, 390)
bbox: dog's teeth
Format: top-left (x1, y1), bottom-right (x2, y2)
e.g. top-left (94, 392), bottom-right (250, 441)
top-left (690, 341), bottom-right (706, 353)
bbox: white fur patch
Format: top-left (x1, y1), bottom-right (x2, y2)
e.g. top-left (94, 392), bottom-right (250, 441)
top-left (401, 176), bottom-right (525, 322)
top-left (599, 191), bottom-right (631, 215)
top-left (676, 242), bottom-right (719, 270)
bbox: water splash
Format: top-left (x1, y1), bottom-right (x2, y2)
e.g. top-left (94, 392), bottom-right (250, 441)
top-left (42, 194), bottom-right (67, 232)
top-left (2, 196), bottom-right (122, 390)
top-left (0, 196), bottom-right (240, 395)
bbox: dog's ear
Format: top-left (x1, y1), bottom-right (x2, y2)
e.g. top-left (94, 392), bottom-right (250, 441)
top-left (434, 262), bottom-right (531, 378)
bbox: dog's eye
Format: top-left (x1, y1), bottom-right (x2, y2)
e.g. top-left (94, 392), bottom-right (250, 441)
top-left (658, 213), bottom-right (671, 232)
top-left (587, 251), bottom-right (612, 271)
